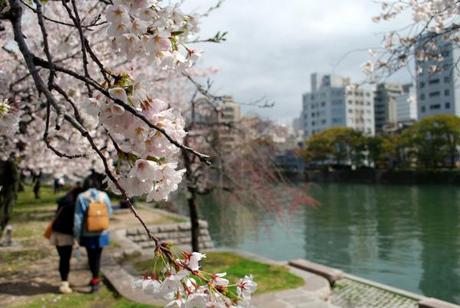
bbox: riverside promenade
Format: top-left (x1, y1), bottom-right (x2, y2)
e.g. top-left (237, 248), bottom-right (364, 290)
top-left (106, 207), bottom-right (460, 308)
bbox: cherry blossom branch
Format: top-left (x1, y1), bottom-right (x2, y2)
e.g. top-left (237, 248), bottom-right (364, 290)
top-left (61, 0), bottom-right (92, 97)
top-left (43, 100), bottom-right (86, 159)
top-left (19, 0), bottom-right (106, 30)
top-left (51, 83), bottom-right (83, 124)
top-left (32, 57), bottom-right (212, 164)
top-left (5, 0), bottom-right (163, 245)
top-left (33, 0), bottom-right (55, 89)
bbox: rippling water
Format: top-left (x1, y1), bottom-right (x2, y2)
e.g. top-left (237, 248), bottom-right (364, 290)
top-left (181, 183), bottom-right (460, 303)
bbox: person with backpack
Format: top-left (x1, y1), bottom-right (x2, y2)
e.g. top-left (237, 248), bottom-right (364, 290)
top-left (73, 178), bottom-right (112, 293)
top-left (49, 186), bottom-right (84, 294)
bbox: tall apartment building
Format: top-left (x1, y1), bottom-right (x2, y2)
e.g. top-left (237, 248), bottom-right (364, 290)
top-left (415, 35), bottom-right (460, 118)
top-left (302, 73), bottom-right (375, 138)
top-left (374, 83), bottom-right (405, 132)
top-left (218, 96), bottom-right (241, 123)
top-left (395, 84), bottom-right (418, 123)
top-left (191, 96), bottom-right (241, 153)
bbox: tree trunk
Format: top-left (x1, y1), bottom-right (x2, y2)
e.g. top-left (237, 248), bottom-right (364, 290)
top-left (187, 188), bottom-right (200, 252)
top-left (0, 159), bottom-right (19, 236)
top-left (182, 145), bottom-right (201, 252)
top-left (450, 138), bottom-right (457, 168)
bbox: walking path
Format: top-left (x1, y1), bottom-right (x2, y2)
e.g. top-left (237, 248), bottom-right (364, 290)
top-left (251, 267), bottom-right (338, 308)
top-left (331, 278), bottom-right (418, 308)
top-left (0, 206), bottom-right (177, 307)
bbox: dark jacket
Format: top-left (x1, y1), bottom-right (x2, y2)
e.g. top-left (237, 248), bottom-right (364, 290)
top-left (52, 189), bottom-right (79, 235)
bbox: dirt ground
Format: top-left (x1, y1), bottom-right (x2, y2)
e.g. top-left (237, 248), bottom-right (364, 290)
top-left (0, 246), bottom-right (94, 307)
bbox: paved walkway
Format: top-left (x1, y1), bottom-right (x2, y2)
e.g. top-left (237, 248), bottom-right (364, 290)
top-left (331, 278), bottom-right (418, 308)
top-left (251, 267), bottom-right (339, 308)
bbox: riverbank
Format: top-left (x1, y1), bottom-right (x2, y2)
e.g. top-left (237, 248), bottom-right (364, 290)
top-left (1, 187), bottom-right (316, 307)
top-left (304, 169), bottom-right (460, 185)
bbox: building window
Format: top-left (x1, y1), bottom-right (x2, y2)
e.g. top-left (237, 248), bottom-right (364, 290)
top-left (445, 89), bottom-right (450, 96)
top-left (430, 104), bottom-right (441, 110)
top-left (311, 113), bottom-right (315, 117)
top-left (444, 76), bottom-right (450, 83)
top-left (428, 78), bottom-right (440, 85)
top-left (441, 50), bottom-right (450, 57)
top-left (348, 109), bottom-right (353, 113)
top-left (312, 121), bottom-right (316, 126)
top-left (321, 102), bottom-right (326, 107)
top-left (420, 94), bottom-right (425, 100)
top-left (420, 81), bottom-right (425, 88)
top-left (429, 91), bottom-right (441, 97)
top-left (445, 102), bottom-right (451, 109)
top-left (421, 106), bottom-right (426, 113)
top-left (321, 120), bottom-right (326, 125)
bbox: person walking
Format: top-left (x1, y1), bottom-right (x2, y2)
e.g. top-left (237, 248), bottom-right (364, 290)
top-left (49, 186), bottom-right (84, 294)
top-left (74, 178), bottom-right (112, 293)
top-left (32, 170), bottom-right (42, 199)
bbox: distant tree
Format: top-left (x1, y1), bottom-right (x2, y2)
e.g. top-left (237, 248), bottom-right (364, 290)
top-left (364, 136), bottom-right (384, 168)
top-left (304, 127), bottom-right (365, 167)
top-left (0, 159), bottom-right (19, 234)
top-left (303, 132), bottom-right (331, 164)
top-left (400, 115), bottom-right (460, 168)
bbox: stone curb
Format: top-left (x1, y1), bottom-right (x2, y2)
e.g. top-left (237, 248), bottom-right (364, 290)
top-left (102, 265), bottom-right (166, 307)
top-left (289, 259), bottom-right (344, 286)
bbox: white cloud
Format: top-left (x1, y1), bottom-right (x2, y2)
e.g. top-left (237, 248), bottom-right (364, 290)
top-left (185, 0), bottom-right (412, 124)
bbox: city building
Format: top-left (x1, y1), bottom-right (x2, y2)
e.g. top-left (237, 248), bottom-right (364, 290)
top-left (218, 96), bottom-right (241, 124)
top-left (415, 35), bottom-right (460, 119)
top-left (191, 96), bottom-right (241, 153)
top-left (374, 83), bottom-right (405, 133)
top-left (395, 84), bottom-right (418, 123)
top-left (301, 73), bottom-right (375, 138)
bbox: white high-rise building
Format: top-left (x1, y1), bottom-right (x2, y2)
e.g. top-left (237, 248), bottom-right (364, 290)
top-left (302, 73), bottom-right (375, 138)
top-left (416, 35), bottom-right (460, 118)
top-left (396, 84), bottom-right (418, 123)
top-left (374, 83), bottom-right (405, 132)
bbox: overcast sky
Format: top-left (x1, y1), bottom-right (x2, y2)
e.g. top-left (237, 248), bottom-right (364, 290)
top-left (184, 0), bottom-right (412, 125)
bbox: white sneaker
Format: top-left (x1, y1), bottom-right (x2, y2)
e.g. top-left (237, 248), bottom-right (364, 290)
top-left (59, 281), bottom-right (73, 294)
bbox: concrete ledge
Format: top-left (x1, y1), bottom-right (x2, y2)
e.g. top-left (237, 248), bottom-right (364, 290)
top-left (419, 298), bottom-right (460, 308)
top-left (102, 265), bottom-right (166, 307)
top-left (111, 229), bottom-right (143, 258)
top-left (289, 259), bottom-right (344, 285)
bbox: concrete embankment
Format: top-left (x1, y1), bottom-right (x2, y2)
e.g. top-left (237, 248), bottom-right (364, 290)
top-left (305, 169), bottom-right (460, 185)
top-left (290, 259), bottom-right (460, 308)
top-left (104, 207), bottom-right (460, 308)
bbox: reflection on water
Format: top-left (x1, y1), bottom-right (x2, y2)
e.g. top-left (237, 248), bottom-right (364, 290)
top-left (175, 183), bottom-right (460, 303)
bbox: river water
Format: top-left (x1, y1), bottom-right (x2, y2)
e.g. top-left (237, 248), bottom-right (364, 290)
top-left (192, 183), bottom-right (460, 304)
